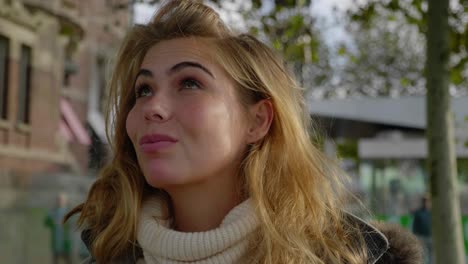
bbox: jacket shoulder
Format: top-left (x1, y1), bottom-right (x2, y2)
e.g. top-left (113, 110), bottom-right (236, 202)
top-left (346, 214), bottom-right (423, 264)
top-left (345, 213), bottom-right (389, 263)
top-left (371, 221), bottom-right (423, 264)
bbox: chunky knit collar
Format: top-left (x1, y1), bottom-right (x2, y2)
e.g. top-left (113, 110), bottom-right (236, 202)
top-left (137, 196), bottom-right (259, 264)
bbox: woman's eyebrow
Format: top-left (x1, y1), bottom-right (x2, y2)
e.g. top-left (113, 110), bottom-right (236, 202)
top-left (135, 69), bottom-right (153, 81)
top-left (169, 61), bottom-right (215, 78)
top-left (134, 61), bottom-right (215, 82)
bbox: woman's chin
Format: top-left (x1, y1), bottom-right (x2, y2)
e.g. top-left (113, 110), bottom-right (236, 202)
top-left (142, 166), bottom-right (186, 188)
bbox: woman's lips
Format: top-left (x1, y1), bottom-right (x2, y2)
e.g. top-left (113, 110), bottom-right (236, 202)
top-left (140, 141), bottom-right (176, 152)
top-left (139, 134), bottom-right (178, 153)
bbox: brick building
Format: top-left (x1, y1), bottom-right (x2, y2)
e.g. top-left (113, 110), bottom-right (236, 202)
top-left (0, 0), bottom-right (129, 186)
top-left (0, 1), bottom-right (131, 262)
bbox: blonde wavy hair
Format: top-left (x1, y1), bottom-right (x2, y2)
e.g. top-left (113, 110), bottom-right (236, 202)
top-left (67, 0), bottom-right (368, 263)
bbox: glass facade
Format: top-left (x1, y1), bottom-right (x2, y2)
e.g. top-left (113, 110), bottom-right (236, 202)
top-left (356, 158), bottom-right (468, 255)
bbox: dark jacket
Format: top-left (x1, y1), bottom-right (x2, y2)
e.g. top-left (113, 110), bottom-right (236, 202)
top-left (81, 214), bottom-right (422, 264)
top-left (412, 207), bottom-right (431, 237)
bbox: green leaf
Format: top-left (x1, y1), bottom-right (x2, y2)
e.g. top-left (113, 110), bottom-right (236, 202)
top-left (452, 57), bottom-right (467, 73)
top-left (388, 14), bottom-right (397, 21)
top-left (252, 0), bottom-right (262, 9)
top-left (249, 27), bottom-right (259, 36)
top-left (387, 0), bottom-right (401, 11)
top-left (406, 15), bottom-right (425, 30)
top-left (464, 30), bottom-right (468, 51)
top-left (411, 0), bottom-right (424, 13)
top-left (289, 15), bottom-right (304, 35)
top-left (450, 69), bottom-right (464, 85)
top-left (285, 44), bottom-right (304, 61)
top-left (449, 30), bottom-right (462, 53)
top-left (272, 39), bottom-right (282, 51)
top-left (363, 4), bottom-right (376, 23)
top-left (336, 139), bottom-right (358, 161)
top-left (311, 51), bottom-right (319, 63)
top-left (275, 0), bottom-right (297, 8)
top-left (400, 78), bottom-right (410, 87)
top-left (297, 0), bottom-right (310, 7)
top-left (275, 4), bottom-right (284, 12)
top-left (338, 46), bottom-right (347, 56)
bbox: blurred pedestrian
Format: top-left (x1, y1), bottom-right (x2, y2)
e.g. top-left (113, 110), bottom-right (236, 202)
top-left (412, 195), bottom-right (432, 263)
top-left (66, 1), bottom-right (421, 263)
top-left (45, 193), bottom-right (72, 264)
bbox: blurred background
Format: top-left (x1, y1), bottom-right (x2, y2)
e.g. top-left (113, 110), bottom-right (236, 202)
top-left (0, 0), bottom-right (466, 263)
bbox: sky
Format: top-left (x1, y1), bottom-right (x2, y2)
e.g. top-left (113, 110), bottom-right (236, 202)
top-left (311, 0), bottom-right (355, 47)
top-left (133, 2), bottom-right (158, 25)
top-left (133, 0), bottom-right (358, 48)
top-left (134, 0), bottom-right (356, 26)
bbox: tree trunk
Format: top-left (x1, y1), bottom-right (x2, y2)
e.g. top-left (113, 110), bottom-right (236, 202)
top-left (426, 0), bottom-right (466, 263)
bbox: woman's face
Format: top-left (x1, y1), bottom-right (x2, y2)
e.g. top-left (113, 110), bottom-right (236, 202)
top-left (126, 38), bottom-right (250, 189)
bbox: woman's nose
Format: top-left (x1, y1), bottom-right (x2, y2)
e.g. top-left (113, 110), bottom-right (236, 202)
top-left (143, 96), bottom-right (172, 122)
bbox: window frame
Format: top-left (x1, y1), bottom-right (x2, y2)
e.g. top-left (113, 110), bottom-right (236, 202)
top-left (17, 44), bottom-right (32, 124)
top-left (0, 35), bottom-right (9, 120)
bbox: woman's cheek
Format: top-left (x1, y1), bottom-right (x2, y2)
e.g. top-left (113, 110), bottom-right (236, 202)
top-left (125, 109), bottom-right (138, 143)
top-left (180, 101), bottom-right (209, 127)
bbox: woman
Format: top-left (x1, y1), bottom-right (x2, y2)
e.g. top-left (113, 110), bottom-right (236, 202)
top-left (67, 0), bottom-right (422, 263)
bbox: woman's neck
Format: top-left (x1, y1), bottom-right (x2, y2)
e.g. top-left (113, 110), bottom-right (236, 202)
top-left (165, 173), bottom-right (243, 232)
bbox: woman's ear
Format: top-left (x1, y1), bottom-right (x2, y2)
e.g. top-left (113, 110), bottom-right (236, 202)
top-left (246, 99), bottom-right (274, 144)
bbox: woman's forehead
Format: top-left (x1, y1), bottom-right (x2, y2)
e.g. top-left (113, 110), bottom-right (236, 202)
top-left (141, 38), bottom-right (217, 68)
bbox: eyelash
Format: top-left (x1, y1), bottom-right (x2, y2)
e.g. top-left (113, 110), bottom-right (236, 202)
top-left (135, 83), bottom-right (152, 99)
top-left (134, 78), bottom-right (202, 99)
top-left (180, 78), bottom-right (202, 90)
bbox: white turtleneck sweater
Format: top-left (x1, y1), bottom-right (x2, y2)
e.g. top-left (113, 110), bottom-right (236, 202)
top-left (137, 196), bottom-right (259, 264)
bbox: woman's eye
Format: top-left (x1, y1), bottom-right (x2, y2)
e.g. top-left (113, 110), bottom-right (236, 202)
top-left (181, 79), bottom-right (201, 90)
top-left (135, 84), bottom-right (152, 98)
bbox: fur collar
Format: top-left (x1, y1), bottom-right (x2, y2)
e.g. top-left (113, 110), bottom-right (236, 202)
top-left (370, 221), bottom-right (423, 264)
top-left (346, 214), bottom-right (422, 264)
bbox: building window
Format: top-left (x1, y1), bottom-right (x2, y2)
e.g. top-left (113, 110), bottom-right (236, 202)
top-left (17, 45), bottom-right (32, 124)
top-left (0, 35), bottom-right (9, 120)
